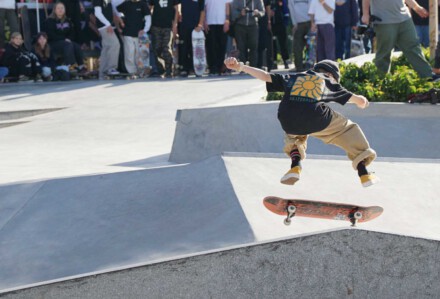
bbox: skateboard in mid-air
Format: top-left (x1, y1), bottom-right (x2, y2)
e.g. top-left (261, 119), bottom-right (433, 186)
top-left (191, 29), bottom-right (206, 76)
top-left (263, 196), bottom-right (383, 227)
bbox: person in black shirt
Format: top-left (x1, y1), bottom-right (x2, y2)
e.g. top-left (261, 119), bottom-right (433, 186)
top-left (0, 32), bottom-right (43, 81)
top-left (149, 0), bottom-right (179, 78)
top-left (117, 0), bottom-right (151, 75)
top-left (178, 0), bottom-right (205, 77)
top-left (45, 2), bottom-right (86, 74)
top-left (32, 32), bottom-right (55, 81)
top-left (224, 56), bottom-right (379, 187)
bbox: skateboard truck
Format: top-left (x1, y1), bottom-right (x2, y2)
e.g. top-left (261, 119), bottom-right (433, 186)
top-left (284, 204), bottom-right (297, 226)
top-left (349, 210), bottom-right (363, 227)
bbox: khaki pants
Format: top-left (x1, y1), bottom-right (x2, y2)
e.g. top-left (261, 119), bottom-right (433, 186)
top-left (283, 111), bottom-right (376, 170)
top-left (98, 27), bottom-right (120, 78)
top-left (123, 36), bottom-right (139, 74)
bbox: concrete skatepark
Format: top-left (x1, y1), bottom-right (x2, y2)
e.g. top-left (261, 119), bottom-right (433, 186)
top-left (0, 74), bottom-right (439, 298)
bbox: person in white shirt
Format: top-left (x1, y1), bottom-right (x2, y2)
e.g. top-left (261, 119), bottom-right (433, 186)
top-left (308, 0), bottom-right (335, 61)
top-left (205, 0), bottom-right (231, 75)
top-left (0, 0), bottom-right (19, 48)
top-left (93, 0), bottom-right (122, 78)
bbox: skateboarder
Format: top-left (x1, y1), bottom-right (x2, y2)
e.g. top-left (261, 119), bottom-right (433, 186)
top-left (224, 57), bottom-right (379, 187)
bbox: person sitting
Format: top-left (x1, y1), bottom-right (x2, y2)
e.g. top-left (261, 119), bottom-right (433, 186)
top-left (44, 1), bottom-right (87, 75)
top-left (0, 32), bottom-right (43, 82)
top-left (0, 66), bottom-right (8, 82)
top-left (32, 32), bottom-right (55, 81)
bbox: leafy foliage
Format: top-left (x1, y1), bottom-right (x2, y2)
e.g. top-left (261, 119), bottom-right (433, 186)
top-left (266, 52), bottom-right (439, 102)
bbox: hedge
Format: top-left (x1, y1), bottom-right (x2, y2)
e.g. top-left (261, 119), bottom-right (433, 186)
top-left (266, 49), bottom-right (440, 102)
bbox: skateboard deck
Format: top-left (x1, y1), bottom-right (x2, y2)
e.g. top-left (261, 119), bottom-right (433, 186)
top-left (191, 30), bottom-right (206, 76)
top-left (263, 196), bottom-right (383, 226)
top-left (137, 33), bottom-right (150, 76)
top-left (305, 31), bottom-right (316, 69)
top-left (19, 5), bottom-right (32, 51)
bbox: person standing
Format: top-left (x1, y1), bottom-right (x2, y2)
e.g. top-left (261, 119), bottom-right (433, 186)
top-left (362, 0), bottom-right (439, 80)
top-left (204, 0), bottom-right (230, 76)
top-left (0, 0), bottom-right (19, 48)
top-left (93, 0), bottom-right (121, 78)
top-left (178, 0), bottom-right (205, 77)
top-left (271, 0), bottom-right (290, 69)
top-left (411, 0), bottom-right (429, 48)
top-left (117, 0), bottom-right (151, 76)
top-left (309, 0), bottom-right (336, 61)
top-left (257, 0), bottom-right (273, 71)
top-left (334, 0), bottom-right (358, 60)
top-left (231, 0), bottom-right (265, 67)
top-left (288, 0), bottom-right (311, 71)
top-left (149, 0), bottom-right (179, 78)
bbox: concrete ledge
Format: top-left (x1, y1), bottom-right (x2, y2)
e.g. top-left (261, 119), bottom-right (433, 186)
top-left (169, 102), bottom-right (440, 163)
top-left (0, 108), bottom-right (65, 121)
top-left (1, 229), bottom-right (438, 298)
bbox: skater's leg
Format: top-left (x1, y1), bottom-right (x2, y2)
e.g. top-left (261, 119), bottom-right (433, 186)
top-left (280, 134), bottom-right (308, 185)
top-left (311, 111), bottom-right (379, 186)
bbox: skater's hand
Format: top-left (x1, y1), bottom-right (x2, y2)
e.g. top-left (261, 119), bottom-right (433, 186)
top-left (224, 57), bottom-right (241, 72)
top-left (350, 94), bottom-right (370, 109)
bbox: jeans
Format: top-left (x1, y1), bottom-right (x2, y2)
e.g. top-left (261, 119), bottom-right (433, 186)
top-left (335, 25), bottom-right (352, 60)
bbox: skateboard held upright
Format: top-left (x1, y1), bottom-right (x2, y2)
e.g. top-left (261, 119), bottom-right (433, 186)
top-left (192, 30), bottom-right (207, 76)
top-left (19, 5), bottom-right (32, 51)
top-left (305, 31), bottom-right (316, 69)
top-left (137, 32), bottom-right (151, 77)
top-left (263, 196), bottom-right (383, 227)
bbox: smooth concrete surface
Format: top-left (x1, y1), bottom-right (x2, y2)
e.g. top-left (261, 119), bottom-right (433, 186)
top-left (170, 102), bottom-right (440, 163)
top-left (0, 156), bottom-right (254, 291)
top-left (1, 71), bottom-right (439, 296)
top-left (1, 229), bottom-right (439, 299)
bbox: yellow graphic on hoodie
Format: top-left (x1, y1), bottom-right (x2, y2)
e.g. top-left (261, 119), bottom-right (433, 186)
top-left (290, 75), bottom-right (325, 100)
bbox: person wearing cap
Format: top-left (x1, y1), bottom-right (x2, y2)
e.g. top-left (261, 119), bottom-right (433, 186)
top-left (224, 56), bottom-right (379, 187)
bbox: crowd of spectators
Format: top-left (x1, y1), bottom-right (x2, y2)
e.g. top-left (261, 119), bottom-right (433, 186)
top-left (0, 0), bottom-right (438, 83)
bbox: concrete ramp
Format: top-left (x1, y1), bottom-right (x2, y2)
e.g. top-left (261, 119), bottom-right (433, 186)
top-left (1, 229), bottom-right (439, 298)
top-left (170, 102), bottom-right (440, 163)
top-left (0, 156), bottom-right (254, 291)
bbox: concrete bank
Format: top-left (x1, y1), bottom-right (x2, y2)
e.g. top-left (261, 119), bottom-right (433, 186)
top-left (170, 102), bottom-right (440, 163)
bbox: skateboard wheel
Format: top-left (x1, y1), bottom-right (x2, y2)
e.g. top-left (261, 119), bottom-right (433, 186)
top-left (283, 218), bottom-right (291, 226)
top-left (354, 211), bottom-right (362, 220)
top-left (287, 205), bottom-right (296, 214)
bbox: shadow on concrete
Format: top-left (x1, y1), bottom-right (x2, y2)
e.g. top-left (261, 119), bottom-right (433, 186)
top-left (0, 156), bottom-right (254, 291)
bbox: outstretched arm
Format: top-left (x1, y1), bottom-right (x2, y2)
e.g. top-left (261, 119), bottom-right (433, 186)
top-left (224, 57), bottom-right (272, 82)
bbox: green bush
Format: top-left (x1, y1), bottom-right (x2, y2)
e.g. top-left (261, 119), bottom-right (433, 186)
top-left (266, 52), bottom-right (440, 102)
